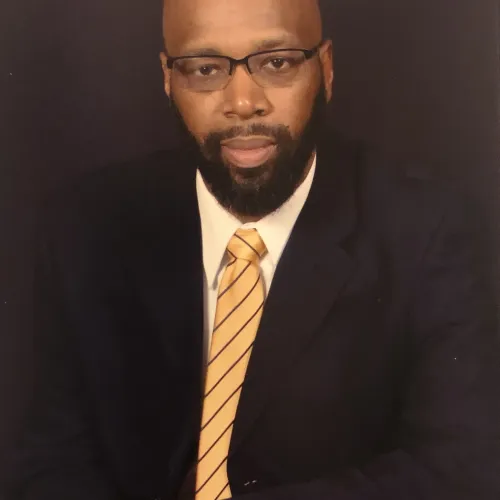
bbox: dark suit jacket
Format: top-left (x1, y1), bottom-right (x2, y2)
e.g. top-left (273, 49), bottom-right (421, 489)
top-left (7, 133), bottom-right (500, 500)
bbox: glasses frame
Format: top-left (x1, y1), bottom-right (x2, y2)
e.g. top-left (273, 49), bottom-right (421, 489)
top-left (165, 41), bottom-right (324, 89)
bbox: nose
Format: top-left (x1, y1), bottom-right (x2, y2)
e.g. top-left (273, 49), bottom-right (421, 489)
top-left (222, 65), bottom-right (272, 120)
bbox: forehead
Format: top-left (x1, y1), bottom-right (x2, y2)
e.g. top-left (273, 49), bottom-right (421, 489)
top-left (164, 0), bottom-right (320, 56)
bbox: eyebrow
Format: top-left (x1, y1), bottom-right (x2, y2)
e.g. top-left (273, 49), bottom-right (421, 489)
top-left (181, 36), bottom-right (300, 58)
top-left (254, 36), bottom-right (299, 51)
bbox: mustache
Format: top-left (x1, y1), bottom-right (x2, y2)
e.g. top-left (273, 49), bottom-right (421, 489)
top-left (205, 123), bottom-right (290, 143)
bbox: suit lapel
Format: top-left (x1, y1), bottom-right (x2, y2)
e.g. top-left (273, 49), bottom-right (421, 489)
top-left (230, 134), bottom-right (360, 454)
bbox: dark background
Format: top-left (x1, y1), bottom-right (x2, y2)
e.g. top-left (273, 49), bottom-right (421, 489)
top-left (1, 0), bottom-right (499, 480)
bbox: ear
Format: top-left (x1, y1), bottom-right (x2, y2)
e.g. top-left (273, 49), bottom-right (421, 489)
top-left (319, 39), bottom-right (334, 103)
top-left (159, 52), bottom-right (172, 98)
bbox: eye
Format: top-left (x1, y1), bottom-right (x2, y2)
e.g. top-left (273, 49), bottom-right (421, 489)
top-left (265, 57), bottom-right (290, 71)
top-left (175, 58), bottom-right (225, 78)
top-left (195, 65), bottom-right (220, 77)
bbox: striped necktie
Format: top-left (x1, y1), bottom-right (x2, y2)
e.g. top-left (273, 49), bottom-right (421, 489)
top-left (195, 228), bottom-right (267, 500)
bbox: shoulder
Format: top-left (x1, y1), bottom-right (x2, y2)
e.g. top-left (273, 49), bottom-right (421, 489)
top-left (56, 148), bottom-right (192, 211)
top-left (357, 145), bottom-right (478, 235)
top-left (45, 147), bottom-right (194, 216)
top-left (349, 143), bottom-right (491, 269)
top-left (320, 133), bottom-right (472, 237)
top-left (39, 148), bottom-right (198, 249)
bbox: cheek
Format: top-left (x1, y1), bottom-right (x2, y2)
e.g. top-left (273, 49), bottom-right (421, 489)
top-left (173, 89), bottom-right (219, 141)
top-left (268, 83), bottom-right (319, 137)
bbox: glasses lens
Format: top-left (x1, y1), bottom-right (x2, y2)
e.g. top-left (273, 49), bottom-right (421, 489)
top-left (173, 57), bottom-right (230, 91)
top-left (249, 50), bottom-right (308, 87)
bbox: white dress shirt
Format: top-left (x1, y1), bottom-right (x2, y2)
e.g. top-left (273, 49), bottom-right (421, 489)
top-left (196, 154), bottom-right (317, 356)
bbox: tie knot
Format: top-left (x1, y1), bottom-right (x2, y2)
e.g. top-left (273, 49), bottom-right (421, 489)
top-left (227, 229), bottom-right (267, 263)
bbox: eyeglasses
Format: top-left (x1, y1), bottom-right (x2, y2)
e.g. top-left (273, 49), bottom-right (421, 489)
top-left (165, 42), bottom-right (323, 92)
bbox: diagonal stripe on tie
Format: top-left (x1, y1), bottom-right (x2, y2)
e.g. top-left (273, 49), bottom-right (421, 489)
top-left (218, 261), bottom-right (251, 299)
top-left (198, 420), bottom-right (234, 464)
top-left (234, 233), bottom-right (261, 258)
top-left (196, 456), bottom-right (228, 495)
top-left (214, 483), bottom-right (230, 500)
top-left (212, 275), bottom-right (261, 333)
top-left (205, 341), bottom-right (255, 398)
top-left (201, 385), bottom-right (242, 432)
top-left (208, 301), bottom-right (264, 366)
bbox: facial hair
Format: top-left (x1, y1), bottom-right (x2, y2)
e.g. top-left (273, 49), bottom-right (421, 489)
top-left (170, 86), bottom-right (327, 219)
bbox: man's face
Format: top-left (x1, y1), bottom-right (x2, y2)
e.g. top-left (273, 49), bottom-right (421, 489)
top-left (161, 0), bottom-right (334, 219)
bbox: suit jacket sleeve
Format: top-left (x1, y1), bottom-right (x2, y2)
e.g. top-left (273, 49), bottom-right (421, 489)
top-left (234, 193), bottom-right (500, 500)
top-left (7, 207), bottom-right (119, 500)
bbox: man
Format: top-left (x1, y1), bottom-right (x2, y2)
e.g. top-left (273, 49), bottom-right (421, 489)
top-left (8, 0), bottom-right (500, 499)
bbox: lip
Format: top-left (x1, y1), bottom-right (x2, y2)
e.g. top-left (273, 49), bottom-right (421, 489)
top-left (221, 136), bottom-right (275, 150)
top-left (221, 136), bottom-right (277, 168)
top-left (221, 144), bottom-right (277, 168)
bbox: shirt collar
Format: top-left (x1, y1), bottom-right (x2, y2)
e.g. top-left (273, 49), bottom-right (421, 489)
top-left (196, 153), bottom-right (317, 289)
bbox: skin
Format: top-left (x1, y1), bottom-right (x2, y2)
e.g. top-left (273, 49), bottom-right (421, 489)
top-left (160, 0), bottom-right (334, 220)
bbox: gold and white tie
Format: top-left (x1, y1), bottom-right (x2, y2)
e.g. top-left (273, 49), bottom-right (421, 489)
top-left (195, 229), bottom-right (267, 500)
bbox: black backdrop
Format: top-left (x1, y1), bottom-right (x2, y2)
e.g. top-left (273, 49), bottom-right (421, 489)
top-left (1, 0), bottom-right (499, 478)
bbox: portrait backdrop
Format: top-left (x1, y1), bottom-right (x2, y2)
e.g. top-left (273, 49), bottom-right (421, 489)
top-left (1, 0), bottom-right (499, 481)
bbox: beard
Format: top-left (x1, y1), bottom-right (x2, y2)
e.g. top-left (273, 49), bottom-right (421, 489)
top-left (170, 85), bottom-right (327, 219)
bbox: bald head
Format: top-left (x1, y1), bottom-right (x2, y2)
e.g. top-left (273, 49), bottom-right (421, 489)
top-left (162, 0), bottom-right (323, 57)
